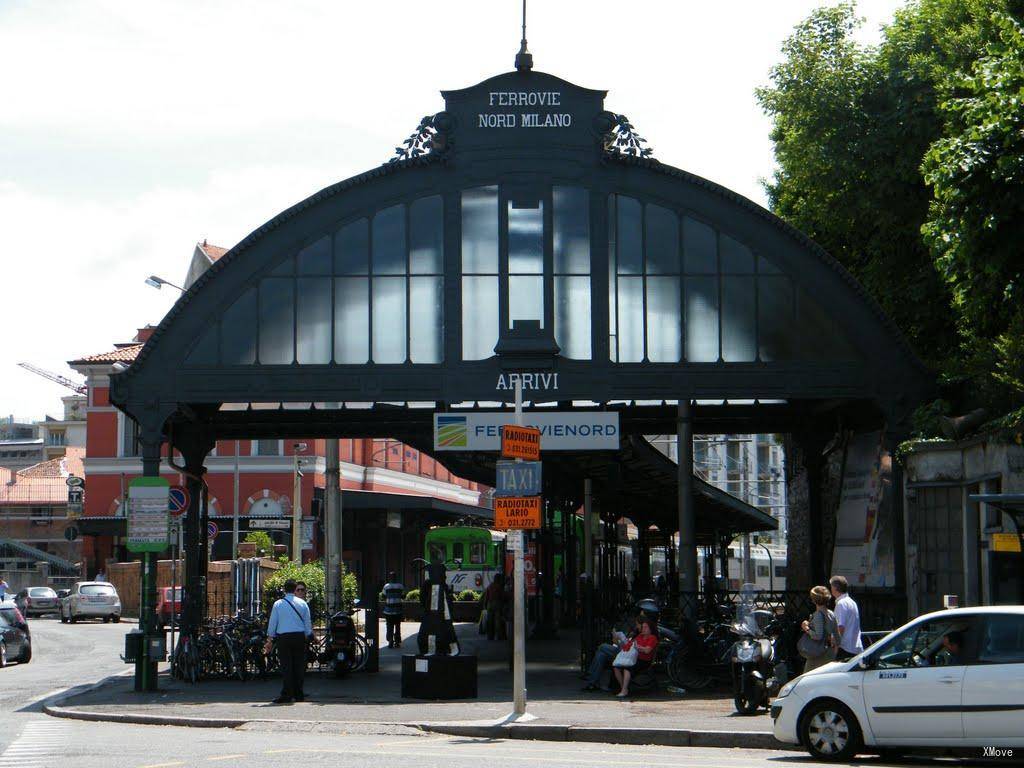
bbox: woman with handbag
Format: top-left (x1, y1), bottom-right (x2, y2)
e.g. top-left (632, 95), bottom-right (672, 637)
top-left (612, 617), bottom-right (658, 698)
top-left (799, 586), bottom-right (841, 672)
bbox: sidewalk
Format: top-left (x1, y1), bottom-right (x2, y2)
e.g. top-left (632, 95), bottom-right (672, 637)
top-left (45, 621), bottom-right (786, 750)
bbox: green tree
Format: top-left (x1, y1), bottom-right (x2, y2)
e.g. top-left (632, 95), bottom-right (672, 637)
top-left (922, 10), bottom-right (1024, 406)
top-left (243, 530), bottom-right (274, 557)
top-left (757, 0), bottom-right (1007, 415)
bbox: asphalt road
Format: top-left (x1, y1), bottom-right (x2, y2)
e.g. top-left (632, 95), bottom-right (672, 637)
top-left (0, 621), bottom-right (1007, 767)
top-left (0, 615), bottom-right (131, 758)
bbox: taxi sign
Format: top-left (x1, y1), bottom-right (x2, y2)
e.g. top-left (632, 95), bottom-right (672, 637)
top-left (501, 424), bottom-right (541, 461)
top-left (494, 496), bottom-right (542, 530)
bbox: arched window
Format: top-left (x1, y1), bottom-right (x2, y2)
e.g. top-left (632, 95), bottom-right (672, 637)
top-left (187, 194), bottom-right (444, 366)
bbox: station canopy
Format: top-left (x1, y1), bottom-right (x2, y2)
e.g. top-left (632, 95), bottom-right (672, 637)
top-left (110, 66), bottom-right (931, 537)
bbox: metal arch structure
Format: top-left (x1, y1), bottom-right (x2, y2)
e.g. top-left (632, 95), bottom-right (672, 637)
top-left (108, 68), bottom-right (933, 683)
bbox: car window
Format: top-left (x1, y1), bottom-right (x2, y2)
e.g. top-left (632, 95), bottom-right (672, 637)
top-left (978, 614), bottom-right (1024, 664)
top-left (873, 617), bottom-right (973, 669)
top-left (80, 585), bottom-right (116, 596)
top-left (29, 588), bottom-right (56, 597)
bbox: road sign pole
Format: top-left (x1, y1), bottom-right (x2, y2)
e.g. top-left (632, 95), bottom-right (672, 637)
top-left (513, 378), bottom-right (527, 717)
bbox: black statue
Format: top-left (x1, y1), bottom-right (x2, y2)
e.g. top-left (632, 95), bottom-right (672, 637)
top-left (417, 559), bottom-right (459, 655)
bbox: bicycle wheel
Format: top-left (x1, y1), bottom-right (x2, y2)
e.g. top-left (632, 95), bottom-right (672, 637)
top-left (350, 635), bottom-right (368, 671)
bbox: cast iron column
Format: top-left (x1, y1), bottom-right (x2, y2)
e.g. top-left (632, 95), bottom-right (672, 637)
top-left (136, 429), bottom-right (163, 692)
top-left (677, 401), bottom-right (698, 619)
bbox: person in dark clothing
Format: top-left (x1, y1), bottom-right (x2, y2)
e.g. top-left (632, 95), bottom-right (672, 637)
top-left (265, 579), bottom-right (313, 704)
top-left (382, 572), bottom-right (406, 649)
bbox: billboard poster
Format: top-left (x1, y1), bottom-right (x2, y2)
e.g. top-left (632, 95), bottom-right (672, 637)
top-left (831, 432), bottom-right (896, 587)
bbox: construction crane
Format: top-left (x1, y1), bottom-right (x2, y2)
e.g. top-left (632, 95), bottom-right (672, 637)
top-left (17, 363), bottom-right (87, 395)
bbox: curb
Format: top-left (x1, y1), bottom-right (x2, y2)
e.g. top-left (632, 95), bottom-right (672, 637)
top-left (413, 722), bottom-right (791, 750)
top-left (42, 677), bottom-right (792, 750)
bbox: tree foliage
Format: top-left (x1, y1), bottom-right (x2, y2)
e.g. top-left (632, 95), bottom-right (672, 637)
top-left (243, 530), bottom-right (274, 557)
top-left (758, 0), bottom-right (1021, 423)
top-left (922, 10), bottom-right (1024, 402)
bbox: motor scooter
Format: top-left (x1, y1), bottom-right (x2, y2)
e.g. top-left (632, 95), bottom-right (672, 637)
top-left (730, 614), bottom-right (790, 713)
top-left (319, 599), bottom-right (361, 678)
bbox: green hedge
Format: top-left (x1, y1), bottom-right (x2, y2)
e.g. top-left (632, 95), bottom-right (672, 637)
top-left (262, 560), bottom-right (358, 619)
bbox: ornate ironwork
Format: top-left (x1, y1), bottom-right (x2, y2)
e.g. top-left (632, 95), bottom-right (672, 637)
top-left (604, 113), bottom-right (654, 159)
top-left (390, 115), bottom-right (438, 163)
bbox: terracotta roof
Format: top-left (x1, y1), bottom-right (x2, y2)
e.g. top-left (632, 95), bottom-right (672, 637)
top-left (70, 344), bottom-right (143, 365)
top-left (199, 241), bottom-right (228, 262)
top-left (0, 469), bottom-right (72, 505)
top-left (18, 447), bottom-right (84, 479)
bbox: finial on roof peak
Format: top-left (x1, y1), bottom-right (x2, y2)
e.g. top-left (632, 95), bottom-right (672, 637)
top-left (515, 0), bottom-right (533, 72)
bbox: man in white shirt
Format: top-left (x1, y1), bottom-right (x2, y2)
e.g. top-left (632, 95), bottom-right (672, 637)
top-left (265, 579), bottom-right (313, 703)
top-left (830, 574), bottom-right (863, 661)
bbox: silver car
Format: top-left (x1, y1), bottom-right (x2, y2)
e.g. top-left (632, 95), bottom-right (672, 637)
top-left (60, 582), bottom-right (121, 623)
top-left (16, 586), bottom-right (60, 617)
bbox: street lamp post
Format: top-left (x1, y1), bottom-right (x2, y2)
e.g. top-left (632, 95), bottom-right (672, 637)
top-left (292, 443), bottom-right (308, 563)
top-left (144, 275), bottom-right (186, 292)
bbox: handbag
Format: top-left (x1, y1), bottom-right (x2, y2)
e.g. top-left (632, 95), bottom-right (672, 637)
top-left (612, 642), bottom-right (639, 668)
top-left (798, 613), bottom-right (828, 659)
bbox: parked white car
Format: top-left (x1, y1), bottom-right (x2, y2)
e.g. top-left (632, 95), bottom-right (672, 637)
top-left (772, 606), bottom-right (1024, 760)
top-left (59, 582), bottom-right (121, 624)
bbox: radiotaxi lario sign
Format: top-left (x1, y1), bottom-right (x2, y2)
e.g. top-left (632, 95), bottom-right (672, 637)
top-left (494, 497), bottom-right (542, 530)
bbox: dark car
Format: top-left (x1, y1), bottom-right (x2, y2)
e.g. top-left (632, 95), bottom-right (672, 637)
top-left (0, 603), bottom-right (31, 666)
top-left (15, 586), bottom-right (60, 617)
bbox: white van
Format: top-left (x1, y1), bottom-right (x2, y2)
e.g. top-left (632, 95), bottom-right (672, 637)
top-left (772, 606), bottom-right (1024, 760)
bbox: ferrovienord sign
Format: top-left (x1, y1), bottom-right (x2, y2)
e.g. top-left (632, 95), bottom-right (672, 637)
top-left (434, 412), bottom-right (618, 451)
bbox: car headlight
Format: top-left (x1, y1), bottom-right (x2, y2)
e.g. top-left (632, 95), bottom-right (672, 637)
top-left (776, 678), bottom-right (800, 699)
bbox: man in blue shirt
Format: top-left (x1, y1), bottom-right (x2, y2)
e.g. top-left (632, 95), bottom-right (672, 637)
top-left (265, 579), bottom-right (313, 703)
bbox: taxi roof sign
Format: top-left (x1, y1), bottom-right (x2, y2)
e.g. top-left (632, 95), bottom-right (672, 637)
top-left (494, 496), bottom-right (542, 530)
top-left (501, 424), bottom-right (541, 461)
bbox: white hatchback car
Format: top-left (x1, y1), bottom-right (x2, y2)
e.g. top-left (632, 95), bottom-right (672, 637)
top-left (60, 582), bottom-right (122, 624)
top-left (772, 606), bottom-right (1024, 760)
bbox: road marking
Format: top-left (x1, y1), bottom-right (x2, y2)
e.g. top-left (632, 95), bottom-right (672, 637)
top-left (0, 719), bottom-right (73, 768)
top-left (138, 762), bottom-right (186, 768)
top-left (207, 756), bottom-right (246, 762)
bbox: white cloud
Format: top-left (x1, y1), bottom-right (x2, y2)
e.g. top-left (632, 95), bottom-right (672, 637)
top-left (0, 0), bottom-right (903, 419)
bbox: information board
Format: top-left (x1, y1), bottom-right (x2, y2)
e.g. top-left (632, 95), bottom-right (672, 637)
top-left (127, 477), bottom-right (170, 553)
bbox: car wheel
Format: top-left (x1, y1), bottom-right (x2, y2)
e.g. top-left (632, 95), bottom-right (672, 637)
top-left (801, 699), bottom-right (863, 762)
top-left (0, 641), bottom-right (6, 667)
top-left (112, 616), bottom-right (121, 623)
top-left (102, 617), bottom-right (110, 624)
top-left (20, 643), bottom-right (31, 664)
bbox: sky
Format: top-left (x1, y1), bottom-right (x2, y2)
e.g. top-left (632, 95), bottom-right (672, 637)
top-left (0, 0), bottom-right (905, 421)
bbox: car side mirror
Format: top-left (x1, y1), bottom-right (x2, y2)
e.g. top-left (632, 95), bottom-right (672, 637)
top-left (856, 657), bottom-right (872, 671)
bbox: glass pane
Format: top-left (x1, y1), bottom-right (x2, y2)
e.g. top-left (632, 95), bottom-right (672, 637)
top-left (461, 186), bottom-right (499, 273)
top-left (608, 196), bottom-right (617, 360)
top-left (683, 217), bottom-right (716, 274)
top-left (296, 235), bottom-right (331, 275)
top-left (685, 276), bottom-right (718, 361)
top-left (616, 276), bottom-right (644, 362)
top-left (335, 218), bottom-right (369, 275)
top-left (296, 277), bottom-right (331, 364)
top-left (721, 276), bottom-right (756, 361)
top-left (758, 254), bottom-right (781, 274)
top-left (255, 439), bottom-right (279, 456)
top-left (553, 186), bottom-right (590, 274)
top-left (410, 276), bottom-right (443, 363)
top-left (758, 276), bottom-right (794, 362)
top-left (186, 324), bottom-right (218, 364)
top-left (555, 275), bottom-right (591, 360)
top-left (269, 256), bottom-right (293, 276)
top-left (509, 275), bottom-right (544, 328)
top-left (372, 276), bottom-right (407, 363)
top-left (462, 275), bottom-right (498, 359)
top-left (372, 204), bottom-right (406, 275)
top-left (645, 204), bottom-right (679, 275)
top-left (508, 202), bottom-right (543, 274)
top-left (334, 277), bottom-right (369, 363)
top-left (796, 287), bottom-right (859, 360)
top-left (410, 196), bottom-right (443, 274)
top-left (258, 278), bottom-right (295, 364)
top-left (616, 195), bottom-right (642, 275)
top-left (646, 276), bottom-right (681, 362)
top-left (221, 287), bottom-right (257, 364)
top-left (721, 234), bottom-right (754, 273)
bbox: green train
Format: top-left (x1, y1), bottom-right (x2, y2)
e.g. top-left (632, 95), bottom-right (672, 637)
top-left (424, 526), bottom-right (505, 591)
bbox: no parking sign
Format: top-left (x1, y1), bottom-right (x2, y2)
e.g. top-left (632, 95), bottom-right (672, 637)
top-left (168, 485), bottom-right (190, 517)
